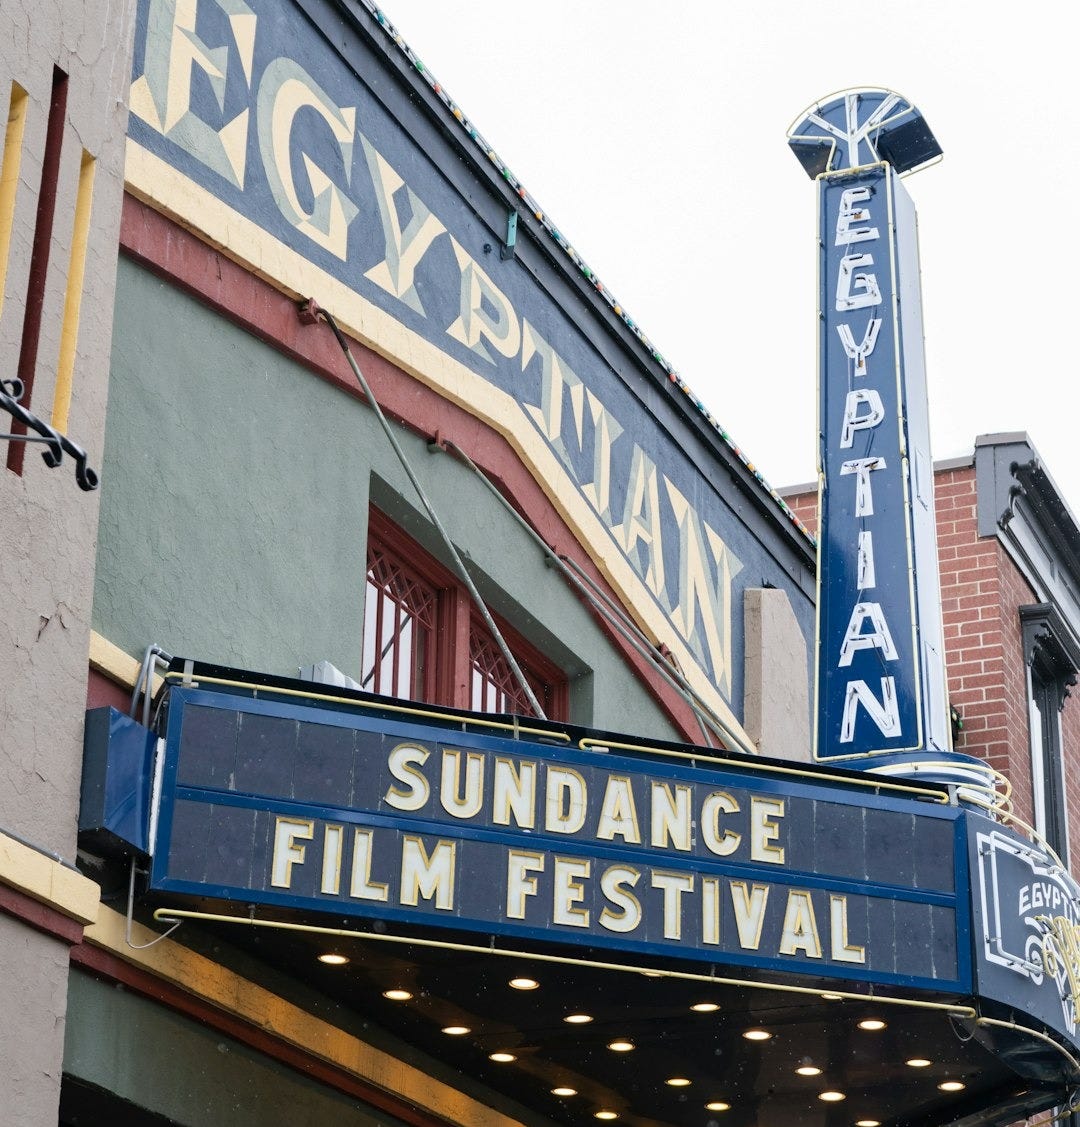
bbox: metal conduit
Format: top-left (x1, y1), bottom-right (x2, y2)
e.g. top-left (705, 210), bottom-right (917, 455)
top-left (440, 438), bottom-right (757, 755)
top-left (301, 301), bottom-right (544, 719)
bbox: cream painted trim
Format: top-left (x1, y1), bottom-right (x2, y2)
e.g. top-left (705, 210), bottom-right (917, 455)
top-left (0, 831), bottom-right (100, 926)
top-left (124, 141), bottom-right (748, 746)
top-left (89, 630), bottom-right (162, 695)
top-left (86, 905), bottom-right (529, 1127)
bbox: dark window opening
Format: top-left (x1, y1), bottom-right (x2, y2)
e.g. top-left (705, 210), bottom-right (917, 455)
top-left (1021, 603), bottom-right (1080, 863)
top-left (8, 66), bottom-right (67, 475)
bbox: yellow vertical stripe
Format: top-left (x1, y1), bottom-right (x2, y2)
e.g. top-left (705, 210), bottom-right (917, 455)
top-left (0, 83), bottom-right (29, 322)
top-left (52, 150), bottom-right (95, 433)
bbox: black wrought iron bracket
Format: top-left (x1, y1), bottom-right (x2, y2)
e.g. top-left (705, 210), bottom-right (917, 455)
top-left (1, 375), bottom-right (98, 490)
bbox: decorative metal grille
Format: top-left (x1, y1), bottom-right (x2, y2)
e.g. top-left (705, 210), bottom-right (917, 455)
top-left (470, 628), bottom-right (549, 718)
top-left (362, 547), bottom-right (437, 701)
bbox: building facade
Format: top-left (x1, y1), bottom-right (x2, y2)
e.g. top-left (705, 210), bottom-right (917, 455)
top-left (5, 3), bottom-right (1080, 1126)
top-left (0, 2), bottom-right (136, 1123)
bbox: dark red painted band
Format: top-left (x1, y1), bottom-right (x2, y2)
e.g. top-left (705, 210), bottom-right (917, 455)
top-left (86, 666), bottom-right (134, 713)
top-left (0, 881), bottom-right (85, 945)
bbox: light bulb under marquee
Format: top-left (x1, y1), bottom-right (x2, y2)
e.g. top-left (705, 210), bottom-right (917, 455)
top-left (441, 1025), bottom-right (470, 1036)
top-left (607, 1040), bottom-right (635, 1052)
top-left (819, 1091), bottom-right (846, 1102)
top-left (489, 1052), bottom-right (516, 1062)
top-left (858, 1019), bottom-right (886, 1030)
top-left (665, 1078), bottom-right (691, 1087)
top-left (939, 1081), bottom-right (966, 1092)
top-left (317, 953), bottom-right (348, 965)
top-left (551, 1087), bottom-right (578, 1097)
top-left (796, 1065), bottom-right (822, 1076)
top-left (594, 1112), bottom-right (618, 1120)
top-left (691, 1002), bottom-right (719, 1012)
top-left (564, 1013), bottom-right (593, 1024)
top-left (742, 1029), bottom-right (771, 1041)
top-left (509, 977), bottom-right (539, 990)
top-left (382, 989), bottom-right (412, 1001)
top-left (905, 1058), bottom-right (932, 1068)
top-left (705, 1101), bottom-right (731, 1112)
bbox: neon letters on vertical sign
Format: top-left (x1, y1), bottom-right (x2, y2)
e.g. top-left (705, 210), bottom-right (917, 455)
top-left (816, 165), bottom-right (948, 760)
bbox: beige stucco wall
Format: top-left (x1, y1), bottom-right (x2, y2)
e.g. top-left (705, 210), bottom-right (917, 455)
top-left (743, 587), bottom-right (811, 761)
top-left (1, 0), bottom-right (135, 854)
top-left (1, 3), bottom-right (135, 1123)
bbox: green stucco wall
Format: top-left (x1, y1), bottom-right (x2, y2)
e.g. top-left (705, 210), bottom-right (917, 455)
top-left (94, 257), bottom-right (678, 740)
top-left (64, 970), bottom-right (410, 1126)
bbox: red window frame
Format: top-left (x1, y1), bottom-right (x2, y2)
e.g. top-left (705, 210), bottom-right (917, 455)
top-left (362, 509), bottom-right (566, 720)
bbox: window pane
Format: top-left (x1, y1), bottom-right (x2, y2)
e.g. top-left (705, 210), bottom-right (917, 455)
top-left (363, 545), bottom-right (436, 702)
top-left (470, 628), bottom-right (548, 717)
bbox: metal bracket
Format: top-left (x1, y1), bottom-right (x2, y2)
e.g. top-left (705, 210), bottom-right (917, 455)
top-left (125, 858), bottom-right (181, 950)
top-left (1, 376), bottom-right (98, 489)
top-left (500, 211), bottom-right (517, 260)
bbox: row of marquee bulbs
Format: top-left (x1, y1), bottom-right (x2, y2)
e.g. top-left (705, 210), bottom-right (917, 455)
top-left (316, 956), bottom-right (968, 1119)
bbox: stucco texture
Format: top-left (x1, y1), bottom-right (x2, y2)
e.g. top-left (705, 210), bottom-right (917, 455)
top-left (95, 259), bottom-right (679, 740)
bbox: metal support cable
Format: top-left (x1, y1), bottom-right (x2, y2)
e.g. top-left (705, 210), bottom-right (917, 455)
top-left (307, 303), bottom-right (545, 719)
top-left (556, 556), bottom-right (726, 749)
top-left (442, 438), bottom-right (756, 755)
top-left (443, 437), bottom-right (729, 748)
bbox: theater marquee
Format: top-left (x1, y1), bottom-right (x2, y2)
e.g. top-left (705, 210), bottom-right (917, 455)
top-left (133, 671), bottom-right (970, 992)
top-left (83, 658), bottom-right (1080, 1088)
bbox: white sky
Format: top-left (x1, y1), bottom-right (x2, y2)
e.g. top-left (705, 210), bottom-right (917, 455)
top-left (377, 0), bottom-right (1079, 511)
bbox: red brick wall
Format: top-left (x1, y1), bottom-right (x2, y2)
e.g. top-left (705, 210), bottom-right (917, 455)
top-left (785, 487), bottom-right (818, 535)
top-left (933, 465), bottom-right (1035, 825)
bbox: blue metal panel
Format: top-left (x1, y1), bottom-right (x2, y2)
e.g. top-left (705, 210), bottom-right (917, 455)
top-left (815, 165), bottom-right (950, 761)
top-left (148, 683), bottom-right (971, 993)
top-left (80, 707), bottom-right (156, 854)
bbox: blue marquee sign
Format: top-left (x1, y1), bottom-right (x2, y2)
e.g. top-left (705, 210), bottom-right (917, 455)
top-left (138, 675), bottom-right (970, 993)
top-left (971, 818), bottom-right (1080, 1046)
top-left (81, 663), bottom-right (1080, 1092)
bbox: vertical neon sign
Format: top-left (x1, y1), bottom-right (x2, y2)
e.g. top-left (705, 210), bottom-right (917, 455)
top-left (789, 90), bottom-right (984, 781)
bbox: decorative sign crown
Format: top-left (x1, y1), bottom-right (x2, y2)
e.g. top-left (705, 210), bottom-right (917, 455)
top-left (787, 88), bottom-right (942, 178)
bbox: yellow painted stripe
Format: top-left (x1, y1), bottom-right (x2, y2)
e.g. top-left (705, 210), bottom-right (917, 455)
top-left (152, 906), bottom-right (977, 1020)
top-left (0, 83), bottom-right (28, 321)
top-left (163, 671), bottom-right (571, 742)
top-left (87, 905), bottom-right (532, 1127)
top-left (89, 630), bottom-right (164, 695)
top-left (52, 151), bottom-right (96, 432)
top-left (0, 830), bottom-right (99, 925)
top-left (578, 737), bottom-right (949, 802)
